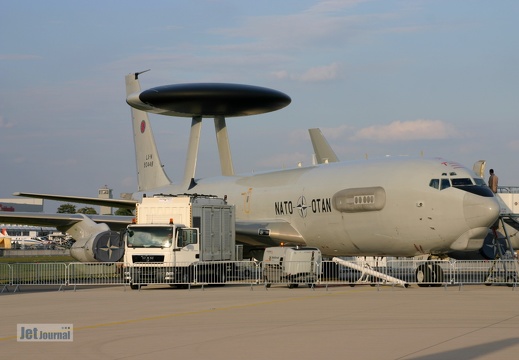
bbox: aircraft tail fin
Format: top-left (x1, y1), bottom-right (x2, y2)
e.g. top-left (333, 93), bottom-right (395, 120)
top-left (308, 128), bottom-right (339, 164)
top-left (125, 71), bottom-right (171, 191)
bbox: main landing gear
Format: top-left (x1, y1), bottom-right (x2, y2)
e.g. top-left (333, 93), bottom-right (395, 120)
top-left (415, 263), bottom-right (444, 287)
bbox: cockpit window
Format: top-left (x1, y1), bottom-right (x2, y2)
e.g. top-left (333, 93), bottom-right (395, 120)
top-left (451, 178), bottom-right (494, 197)
top-left (453, 185), bottom-right (494, 197)
top-left (474, 178), bottom-right (486, 186)
top-left (451, 178), bottom-right (473, 186)
top-left (429, 176), bottom-right (493, 197)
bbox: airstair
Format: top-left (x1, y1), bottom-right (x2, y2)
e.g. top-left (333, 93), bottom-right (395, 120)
top-left (332, 257), bottom-right (409, 288)
top-left (485, 214), bottom-right (519, 286)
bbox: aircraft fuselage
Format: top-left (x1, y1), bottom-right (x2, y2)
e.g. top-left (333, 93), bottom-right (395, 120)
top-left (151, 157), bottom-right (499, 257)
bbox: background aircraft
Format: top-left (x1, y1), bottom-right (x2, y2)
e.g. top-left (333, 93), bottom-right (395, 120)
top-left (0, 71), bottom-right (500, 263)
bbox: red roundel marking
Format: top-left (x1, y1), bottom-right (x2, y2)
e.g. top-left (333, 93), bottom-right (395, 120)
top-left (140, 120), bottom-right (146, 133)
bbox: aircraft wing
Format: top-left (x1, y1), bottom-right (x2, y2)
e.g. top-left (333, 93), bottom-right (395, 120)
top-left (235, 219), bottom-right (305, 247)
top-left (14, 192), bottom-right (138, 209)
top-left (0, 212), bottom-right (133, 231)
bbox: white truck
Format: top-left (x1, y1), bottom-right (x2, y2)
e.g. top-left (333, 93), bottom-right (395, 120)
top-left (123, 194), bottom-right (237, 289)
top-left (262, 246), bottom-right (322, 288)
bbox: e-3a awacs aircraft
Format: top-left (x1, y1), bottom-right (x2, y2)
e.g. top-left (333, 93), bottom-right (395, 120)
top-left (0, 70), bottom-right (500, 264)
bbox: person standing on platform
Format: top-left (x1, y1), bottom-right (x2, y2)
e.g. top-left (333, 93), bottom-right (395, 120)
top-left (488, 169), bottom-right (498, 193)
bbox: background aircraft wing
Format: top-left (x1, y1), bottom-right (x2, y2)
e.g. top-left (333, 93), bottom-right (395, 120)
top-left (235, 219), bottom-right (305, 247)
top-left (14, 192), bottom-right (138, 209)
top-left (0, 212), bottom-right (133, 231)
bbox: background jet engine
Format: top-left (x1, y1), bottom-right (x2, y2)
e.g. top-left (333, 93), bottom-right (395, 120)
top-left (58, 214), bottom-right (124, 262)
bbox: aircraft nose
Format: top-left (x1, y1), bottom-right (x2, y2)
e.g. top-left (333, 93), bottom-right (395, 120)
top-left (463, 192), bottom-right (500, 229)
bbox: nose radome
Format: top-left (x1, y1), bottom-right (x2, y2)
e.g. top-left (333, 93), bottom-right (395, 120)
top-left (463, 193), bottom-right (500, 229)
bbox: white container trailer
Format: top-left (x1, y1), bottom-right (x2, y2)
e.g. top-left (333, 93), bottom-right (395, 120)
top-left (262, 246), bottom-right (322, 288)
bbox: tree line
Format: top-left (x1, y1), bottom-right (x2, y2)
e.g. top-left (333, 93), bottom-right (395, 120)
top-left (56, 203), bottom-right (132, 215)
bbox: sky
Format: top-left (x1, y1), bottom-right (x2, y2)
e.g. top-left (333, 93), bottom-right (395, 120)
top-left (1, 0), bottom-right (518, 212)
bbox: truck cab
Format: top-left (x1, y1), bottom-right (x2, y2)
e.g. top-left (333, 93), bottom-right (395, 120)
top-left (122, 194), bottom-right (236, 289)
top-left (125, 224), bottom-right (199, 264)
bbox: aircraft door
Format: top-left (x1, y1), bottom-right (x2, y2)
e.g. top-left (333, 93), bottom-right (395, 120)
top-left (241, 188), bottom-right (252, 214)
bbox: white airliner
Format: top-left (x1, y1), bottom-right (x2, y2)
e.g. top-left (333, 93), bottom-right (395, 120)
top-left (0, 71), bottom-right (500, 265)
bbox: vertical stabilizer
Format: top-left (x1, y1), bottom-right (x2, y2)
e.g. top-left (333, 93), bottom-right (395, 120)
top-left (125, 72), bottom-right (171, 191)
top-left (309, 128), bottom-right (339, 164)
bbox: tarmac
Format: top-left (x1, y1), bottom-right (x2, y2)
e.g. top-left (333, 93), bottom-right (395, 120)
top-left (1, 284), bottom-right (519, 360)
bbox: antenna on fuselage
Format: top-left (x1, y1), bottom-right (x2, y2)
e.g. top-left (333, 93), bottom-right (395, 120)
top-left (134, 69), bottom-right (150, 80)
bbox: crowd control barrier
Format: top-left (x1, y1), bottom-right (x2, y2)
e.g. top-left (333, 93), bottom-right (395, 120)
top-left (0, 259), bottom-right (517, 292)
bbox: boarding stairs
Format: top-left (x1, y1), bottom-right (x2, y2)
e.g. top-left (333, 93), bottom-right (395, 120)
top-left (485, 214), bottom-right (519, 286)
top-left (332, 257), bottom-right (409, 288)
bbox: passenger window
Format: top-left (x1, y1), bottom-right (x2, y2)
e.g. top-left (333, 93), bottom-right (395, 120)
top-left (429, 179), bottom-right (439, 189)
top-left (441, 179), bottom-right (451, 190)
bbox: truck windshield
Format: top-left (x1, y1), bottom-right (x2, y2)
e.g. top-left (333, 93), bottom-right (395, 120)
top-left (126, 226), bottom-right (173, 248)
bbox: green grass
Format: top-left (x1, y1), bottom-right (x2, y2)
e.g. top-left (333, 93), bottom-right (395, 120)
top-left (0, 257), bottom-right (122, 285)
top-left (0, 255), bottom-right (75, 263)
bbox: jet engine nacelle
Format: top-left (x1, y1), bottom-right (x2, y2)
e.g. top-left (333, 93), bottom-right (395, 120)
top-left (448, 230), bottom-right (508, 260)
top-left (59, 214), bottom-right (124, 262)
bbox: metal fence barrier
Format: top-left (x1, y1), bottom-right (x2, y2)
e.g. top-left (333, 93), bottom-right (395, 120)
top-left (68, 263), bottom-right (126, 288)
top-left (9, 263), bottom-right (67, 291)
top-left (124, 261), bottom-right (262, 290)
top-left (0, 259), bottom-right (517, 292)
top-left (1, 264), bottom-right (11, 292)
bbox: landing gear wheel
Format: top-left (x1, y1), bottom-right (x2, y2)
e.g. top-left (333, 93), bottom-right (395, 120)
top-left (416, 263), bottom-right (444, 287)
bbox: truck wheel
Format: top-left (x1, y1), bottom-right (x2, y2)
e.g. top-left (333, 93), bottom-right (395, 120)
top-left (130, 283), bottom-right (139, 290)
top-left (288, 283), bottom-right (299, 289)
top-left (182, 270), bottom-right (191, 284)
top-left (215, 270), bottom-right (227, 287)
top-left (219, 270), bottom-right (227, 283)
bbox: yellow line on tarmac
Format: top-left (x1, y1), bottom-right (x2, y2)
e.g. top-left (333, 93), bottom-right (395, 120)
top-left (78, 287), bottom-right (361, 330)
top-left (0, 287), bottom-right (369, 341)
